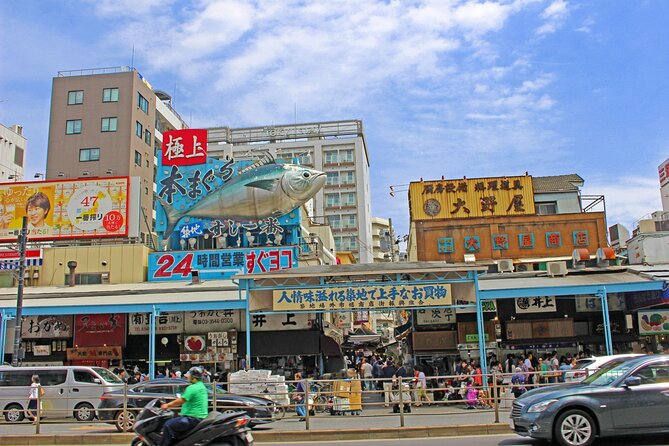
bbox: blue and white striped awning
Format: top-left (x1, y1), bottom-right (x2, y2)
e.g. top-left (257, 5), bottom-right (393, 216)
top-left (0, 259), bottom-right (43, 270)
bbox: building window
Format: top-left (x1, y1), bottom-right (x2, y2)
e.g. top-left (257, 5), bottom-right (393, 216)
top-left (341, 171), bottom-right (355, 184)
top-left (324, 151), bottom-right (338, 164)
top-left (14, 146), bottom-right (24, 167)
top-left (144, 129), bottom-right (151, 145)
top-left (135, 121), bottom-right (143, 138)
top-left (66, 119), bottom-right (82, 134)
top-left (79, 148), bottom-right (100, 162)
top-left (536, 202), bottom-right (558, 215)
top-left (299, 154), bottom-right (312, 165)
top-left (343, 192), bottom-right (356, 206)
top-left (326, 193), bottom-right (340, 207)
top-left (65, 273), bottom-right (102, 285)
top-left (326, 172), bottom-right (339, 186)
top-left (135, 151), bottom-right (142, 166)
top-left (137, 93), bottom-right (149, 114)
top-left (343, 214), bottom-right (357, 228)
top-left (327, 215), bottom-right (341, 229)
top-left (67, 90), bottom-right (84, 105)
top-left (340, 149), bottom-right (354, 163)
top-left (101, 117), bottom-right (117, 132)
top-left (103, 88), bottom-right (119, 102)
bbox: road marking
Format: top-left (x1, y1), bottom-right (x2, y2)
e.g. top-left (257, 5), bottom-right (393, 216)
top-left (261, 434), bottom-right (514, 444)
top-left (68, 425), bottom-right (116, 431)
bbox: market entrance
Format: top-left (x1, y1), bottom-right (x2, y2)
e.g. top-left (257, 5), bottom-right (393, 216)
top-left (236, 263), bottom-right (489, 376)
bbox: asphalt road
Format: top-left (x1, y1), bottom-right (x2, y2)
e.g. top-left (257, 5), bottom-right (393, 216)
top-left (261, 434), bottom-right (669, 446)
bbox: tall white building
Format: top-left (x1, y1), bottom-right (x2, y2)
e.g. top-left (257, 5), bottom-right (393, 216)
top-left (371, 217), bottom-right (400, 263)
top-left (0, 124), bottom-right (26, 181)
top-left (207, 120), bottom-right (373, 263)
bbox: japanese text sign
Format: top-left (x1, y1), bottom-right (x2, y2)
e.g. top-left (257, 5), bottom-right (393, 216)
top-left (148, 247), bottom-right (297, 282)
top-left (416, 308), bottom-right (456, 325)
top-left (67, 346), bottom-right (122, 361)
top-left (515, 296), bottom-right (557, 314)
top-left (74, 313), bottom-right (126, 347)
top-left (0, 178), bottom-right (130, 242)
top-left (241, 313), bottom-right (313, 331)
top-left (409, 175), bottom-right (535, 220)
top-left (162, 129), bottom-right (208, 166)
top-left (185, 310), bottom-right (239, 333)
top-left (22, 315), bottom-right (73, 339)
top-left (128, 312), bottom-right (183, 335)
top-left (574, 294), bottom-right (626, 312)
top-left (273, 284), bottom-right (452, 311)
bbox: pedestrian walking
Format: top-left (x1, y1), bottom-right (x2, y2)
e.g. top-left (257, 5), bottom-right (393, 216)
top-left (27, 375), bottom-right (44, 424)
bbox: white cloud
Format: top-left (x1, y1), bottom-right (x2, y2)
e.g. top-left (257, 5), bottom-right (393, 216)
top-left (536, 0), bottom-right (570, 35)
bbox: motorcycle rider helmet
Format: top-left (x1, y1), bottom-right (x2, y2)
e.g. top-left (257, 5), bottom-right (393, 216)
top-left (185, 366), bottom-right (203, 380)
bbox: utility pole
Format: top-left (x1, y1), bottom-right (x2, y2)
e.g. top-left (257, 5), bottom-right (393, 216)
top-left (11, 216), bottom-right (27, 366)
top-left (388, 218), bottom-right (396, 262)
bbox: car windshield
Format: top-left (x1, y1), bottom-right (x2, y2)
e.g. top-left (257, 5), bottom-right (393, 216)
top-left (93, 367), bottom-right (123, 384)
top-left (581, 360), bottom-right (635, 386)
top-left (574, 359), bottom-right (595, 370)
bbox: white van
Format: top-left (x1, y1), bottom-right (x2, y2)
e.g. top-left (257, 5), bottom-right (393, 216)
top-left (0, 365), bottom-right (124, 422)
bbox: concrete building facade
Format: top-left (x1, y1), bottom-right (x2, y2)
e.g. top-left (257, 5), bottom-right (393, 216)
top-left (0, 123), bottom-right (26, 181)
top-left (45, 66), bottom-right (187, 244)
top-left (207, 120), bottom-right (374, 263)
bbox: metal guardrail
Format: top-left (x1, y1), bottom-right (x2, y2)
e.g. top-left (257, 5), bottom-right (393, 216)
top-left (0, 370), bottom-right (588, 434)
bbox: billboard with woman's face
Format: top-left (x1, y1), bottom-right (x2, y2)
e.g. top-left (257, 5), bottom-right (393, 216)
top-left (0, 177), bottom-right (130, 241)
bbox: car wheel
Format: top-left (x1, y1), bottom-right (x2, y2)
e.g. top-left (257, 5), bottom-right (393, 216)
top-left (115, 409), bottom-right (136, 432)
top-left (4, 404), bottom-right (24, 423)
top-left (554, 409), bottom-right (596, 446)
top-left (74, 403), bottom-right (96, 422)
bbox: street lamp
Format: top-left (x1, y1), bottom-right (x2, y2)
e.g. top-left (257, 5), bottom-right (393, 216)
top-left (33, 173), bottom-right (44, 180)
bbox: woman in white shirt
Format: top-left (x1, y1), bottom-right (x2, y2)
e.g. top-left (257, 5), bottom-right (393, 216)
top-left (27, 375), bottom-right (44, 424)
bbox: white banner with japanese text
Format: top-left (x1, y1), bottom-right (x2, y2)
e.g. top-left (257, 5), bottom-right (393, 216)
top-left (273, 284), bottom-right (452, 311)
top-left (128, 312), bottom-right (184, 335)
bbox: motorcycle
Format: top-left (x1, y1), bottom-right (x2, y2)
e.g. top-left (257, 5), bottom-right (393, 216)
top-left (131, 399), bottom-right (254, 446)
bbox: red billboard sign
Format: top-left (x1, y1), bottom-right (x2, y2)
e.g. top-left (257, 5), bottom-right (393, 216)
top-left (0, 249), bottom-right (41, 259)
top-left (74, 313), bottom-right (126, 347)
top-left (161, 129), bottom-right (208, 166)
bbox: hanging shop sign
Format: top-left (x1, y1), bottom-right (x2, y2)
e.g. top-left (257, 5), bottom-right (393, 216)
top-left (638, 310), bottom-right (669, 336)
top-left (416, 308), bottom-right (456, 326)
top-left (273, 284), bottom-right (452, 311)
top-left (207, 332), bottom-right (229, 347)
top-left (21, 315), bottom-right (73, 339)
top-left (626, 290), bottom-right (669, 311)
top-left (574, 294), bottom-right (626, 312)
top-left (0, 177), bottom-right (131, 242)
top-left (353, 310), bottom-right (369, 325)
top-left (74, 313), bottom-right (126, 347)
top-left (67, 346), bottom-right (122, 361)
top-left (0, 248), bottom-right (43, 270)
top-left (454, 299), bottom-right (496, 314)
top-left (184, 310), bottom-right (240, 333)
top-left (128, 312), bottom-right (183, 335)
top-left (242, 313), bottom-right (314, 331)
top-left (33, 345), bottom-right (52, 356)
top-left (184, 335), bottom-right (207, 352)
top-left (148, 246), bottom-right (297, 281)
top-left (409, 175), bottom-right (535, 221)
top-left (514, 296), bottom-right (557, 314)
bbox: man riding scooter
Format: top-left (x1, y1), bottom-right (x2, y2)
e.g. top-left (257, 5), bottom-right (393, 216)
top-left (159, 367), bottom-right (209, 446)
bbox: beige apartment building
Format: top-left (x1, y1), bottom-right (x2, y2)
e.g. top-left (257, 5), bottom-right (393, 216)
top-left (45, 66), bottom-right (187, 245)
top-left (207, 120), bottom-right (374, 263)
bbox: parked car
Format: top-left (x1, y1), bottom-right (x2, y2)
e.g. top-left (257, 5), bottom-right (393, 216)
top-left (563, 354), bottom-right (643, 383)
top-left (0, 365), bottom-right (124, 423)
top-left (97, 378), bottom-right (277, 432)
top-left (511, 355), bottom-right (669, 446)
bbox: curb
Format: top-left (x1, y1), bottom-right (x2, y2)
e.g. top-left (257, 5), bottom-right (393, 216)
top-left (0, 424), bottom-right (512, 445)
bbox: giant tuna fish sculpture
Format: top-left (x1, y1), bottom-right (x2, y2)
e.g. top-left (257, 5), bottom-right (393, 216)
top-left (158, 153), bottom-right (326, 238)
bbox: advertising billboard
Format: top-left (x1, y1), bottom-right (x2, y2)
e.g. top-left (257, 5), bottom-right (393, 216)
top-left (638, 309), bottom-right (669, 336)
top-left (148, 246), bottom-right (298, 281)
top-left (0, 177), bottom-right (130, 241)
top-left (409, 175), bottom-right (535, 220)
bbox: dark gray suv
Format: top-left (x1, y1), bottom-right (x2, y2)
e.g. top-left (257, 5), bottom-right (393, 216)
top-left (511, 354), bottom-right (669, 446)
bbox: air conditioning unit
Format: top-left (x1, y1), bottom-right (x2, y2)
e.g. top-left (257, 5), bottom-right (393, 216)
top-left (497, 259), bottom-right (514, 273)
top-left (547, 261), bottom-right (568, 277)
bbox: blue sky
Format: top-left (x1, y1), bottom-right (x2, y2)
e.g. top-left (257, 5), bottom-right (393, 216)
top-left (1, 0), bottom-right (668, 239)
